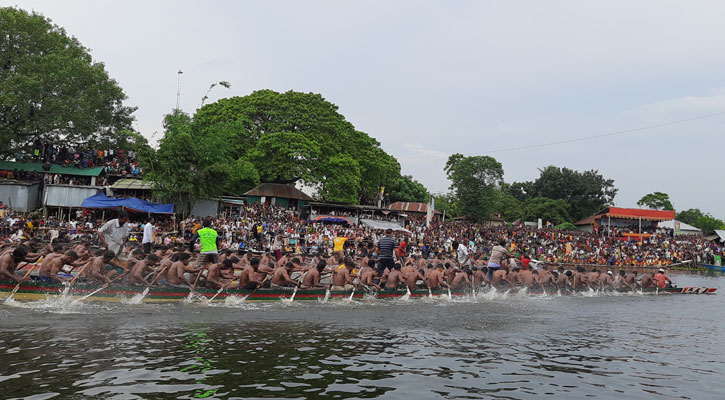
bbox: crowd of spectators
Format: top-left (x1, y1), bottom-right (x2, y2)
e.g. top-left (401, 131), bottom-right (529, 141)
top-left (2, 201), bottom-right (724, 268)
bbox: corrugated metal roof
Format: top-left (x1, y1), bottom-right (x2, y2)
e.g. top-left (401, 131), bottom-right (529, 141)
top-left (0, 161), bottom-right (104, 177)
top-left (243, 183), bottom-right (314, 201)
top-left (110, 178), bottom-right (154, 190)
top-left (389, 201), bottom-right (441, 214)
top-left (658, 220), bottom-right (701, 232)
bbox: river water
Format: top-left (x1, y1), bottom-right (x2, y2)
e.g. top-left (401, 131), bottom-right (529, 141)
top-left (1, 273), bottom-right (723, 399)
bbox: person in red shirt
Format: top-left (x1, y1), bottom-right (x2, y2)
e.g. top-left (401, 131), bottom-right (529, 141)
top-left (652, 268), bottom-right (672, 288)
top-left (520, 255), bottom-right (531, 270)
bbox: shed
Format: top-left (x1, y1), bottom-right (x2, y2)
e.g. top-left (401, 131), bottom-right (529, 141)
top-left (43, 184), bottom-right (102, 208)
top-left (657, 220), bottom-right (702, 236)
top-left (244, 183), bottom-right (313, 208)
top-left (0, 181), bottom-right (40, 212)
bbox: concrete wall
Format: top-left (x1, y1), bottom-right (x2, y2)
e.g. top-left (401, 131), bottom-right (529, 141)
top-left (44, 185), bottom-right (100, 208)
top-left (0, 182), bottom-right (40, 212)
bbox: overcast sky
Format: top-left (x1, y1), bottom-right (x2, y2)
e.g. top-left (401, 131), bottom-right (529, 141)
top-left (10, 0), bottom-right (725, 217)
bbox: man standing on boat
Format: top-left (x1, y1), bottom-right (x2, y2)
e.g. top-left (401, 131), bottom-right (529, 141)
top-left (488, 240), bottom-right (511, 281)
top-left (97, 210), bottom-right (130, 256)
top-left (376, 229), bottom-right (398, 276)
top-left (189, 219), bottom-right (219, 263)
top-left (142, 217), bottom-right (155, 254)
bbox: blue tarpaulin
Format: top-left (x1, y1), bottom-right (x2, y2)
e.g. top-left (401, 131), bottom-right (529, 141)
top-left (81, 193), bottom-right (174, 214)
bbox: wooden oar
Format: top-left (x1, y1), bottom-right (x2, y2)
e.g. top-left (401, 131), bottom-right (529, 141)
top-left (68, 260), bottom-right (93, 286)
top-left (205, 279), bottom-right (233, 304)
top-left (4, 263), bottom-right (32, 303)
top-left (243, 275), bottom-right (271, 301)
top-left (73, 273), bottom-right (127, 304)
top-left (288, 270), bottom-right (309, 302)
top-left (136, 263), bottom-right (173, 302)
top-left (184, 263), bottom-right (208, 302)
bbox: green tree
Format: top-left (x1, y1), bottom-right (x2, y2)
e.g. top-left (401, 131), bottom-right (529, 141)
top-left (493, 188), bottom-right (523, 223)
top-left (444, 153), bottom-right (504, 222)
top-left (387, 175), bottom-right (428, 203)
top-left (143, 110), bottom-right (260, 212)
top-left (520, 197), bottom-right (572, 225)
top-left (0, 7), bottom-right (136, 158)
top-left (637, 192), bottom-right (673, 210)
top-left (318, 155), bottom-right (361, 203)
top-left (676, 208), bottom-right (725, 235)
top-left (432, 192), bottom-right (459, 219)
top-left (512, 166), bottom-right (617, 221)
top-left (192, 90), bottom-right (401, 204)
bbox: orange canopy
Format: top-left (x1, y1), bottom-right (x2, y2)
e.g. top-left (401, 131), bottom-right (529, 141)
top-left (596, 207), bottom-right (674, 221)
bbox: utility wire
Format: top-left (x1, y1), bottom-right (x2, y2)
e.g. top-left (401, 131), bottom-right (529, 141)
top-left (400, 111), bottom-right (725, 159)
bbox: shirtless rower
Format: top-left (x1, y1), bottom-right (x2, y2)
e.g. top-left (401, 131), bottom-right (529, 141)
top-left (271, 262), bottom-right (298, 288)
top-left (640, 272), bottom-right (655, 288)
top-left (404, 267), bottom-right (428, 290)
top-left (491, 266), bottom-right (512, 289)
top-left (167, 253), bottom-right (197, 287)
top-left (359, 264), bottom-right (380, 290)
top-left (205, 259), bottom-right (232, 289)
top-left (428, 264), bottom-right (449, 290)
top-left (301, 261), bottom-right (329, 289)
top-left (237, 257), bottom-right (264, 289)
top-left (37, 250), bottom-right (78, 282)
top-left (0, 247), bottom-right (30, 283)
top-left (519, 268), bottom-right (540, 289)
top-left (85, 250), bottom-right (117, 283)
top-left (586, 269), bottom-right (601, 290)
top-left (625, 270), bottom-right (639, 288)
top-left (472, 266), bottom-right (487, 288)
top-left (555, 268), bottom-right (571, 290)
top-left (384, 263), bottom-right (406, 290)
top-left (128, 254), bottom-right (160, 286)
top-left (450, 267), bottom-right (472, 290)
top-left (600, 270), bottom-right (614, 290)
top-left (331, 261), bottom-right (355, 290)
top-left (613, 270), bottom-right (631, 290)
top-left (572, 267), bottom-right (588, 290)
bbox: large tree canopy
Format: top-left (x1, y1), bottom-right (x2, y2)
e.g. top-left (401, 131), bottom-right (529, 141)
top-left (445, 153), bottom-right (504, 222)
top-left (637, 192), bottom-right (673, 210)
top-left (387, 175), bottom-right (428, 203)
top-left (0, 7), bottom-right (136, 158)
top-left (676, 208), bottom-right (725, 235)
top-left (509, 166), bottom-right (617, 221)
top-left (189, 90), bottom-right (403, 203)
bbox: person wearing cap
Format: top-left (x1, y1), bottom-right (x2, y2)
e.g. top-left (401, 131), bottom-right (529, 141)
top-left (653, 268), bottom-right (672, 289)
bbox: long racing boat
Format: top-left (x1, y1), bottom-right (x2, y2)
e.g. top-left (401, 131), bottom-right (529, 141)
top-left (0, 278), bottom-right (717, 303)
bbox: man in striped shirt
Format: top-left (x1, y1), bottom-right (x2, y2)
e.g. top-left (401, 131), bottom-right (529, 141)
top-left (376, 229), bottom-right (398, 275)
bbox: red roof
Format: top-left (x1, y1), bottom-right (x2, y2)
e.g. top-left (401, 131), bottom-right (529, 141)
top-left (596, 207), bottom-right (674, 221)
top-left (574, 215), bottom-right (595, 225)
top-left (389, 201), bottom-right (441, 215)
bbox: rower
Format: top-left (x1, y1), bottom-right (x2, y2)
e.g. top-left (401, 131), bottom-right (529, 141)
top-left (428, 264), bottom-right (449, 290)
top-left (0, 247), bottom-right (29, 283)
top-left (384, 263), bottom-right (406, 290)
top-left (331, 261), bottom-right (355, 291)
top-left (653, 268), bottom-right (673, 288)
top-left (600, 270), bottom-right (614, 289)
top-left (450, 267), bottom-right (472, 290)
top-left (38, 250), bottom-right (78, 283)
top-left (128, 254), bottom-right (160, 286)
top-left (271, 262), bottom-right (297, 288)
top-left (300, 261), bottom-right (329, 289)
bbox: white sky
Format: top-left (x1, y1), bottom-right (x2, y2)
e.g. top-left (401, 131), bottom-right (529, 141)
top-left (9, 0), bottom-right (725, 217)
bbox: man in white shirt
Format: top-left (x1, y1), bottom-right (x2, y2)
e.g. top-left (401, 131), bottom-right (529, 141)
top-left (142, 217), bottom-right (155, 253)
top-left (453, 240), bottom-right (470, 267)
top-left (98, 210), bottom-right (130, 256)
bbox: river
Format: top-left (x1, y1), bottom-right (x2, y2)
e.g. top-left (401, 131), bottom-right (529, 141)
top-left (1, 273), bottom-right (723, 399)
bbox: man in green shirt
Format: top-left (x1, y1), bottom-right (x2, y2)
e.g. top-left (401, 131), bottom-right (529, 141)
top-left (190, 219), bottom-right (220, 263)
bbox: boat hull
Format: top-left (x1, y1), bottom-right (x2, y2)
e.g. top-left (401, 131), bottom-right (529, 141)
top-left (0, 279), bottom-right (716, 303)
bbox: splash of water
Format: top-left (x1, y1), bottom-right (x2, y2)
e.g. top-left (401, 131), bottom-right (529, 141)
top-left (125, 287), bottom-right (149, 305)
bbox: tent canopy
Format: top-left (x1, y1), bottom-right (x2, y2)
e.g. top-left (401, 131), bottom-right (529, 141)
top-left (81, 193), bottom-right (174, 214)
top-left (595, 207), bottom-right (674, 221)
top-left (359, 219), bottom-right (411, 234)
